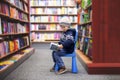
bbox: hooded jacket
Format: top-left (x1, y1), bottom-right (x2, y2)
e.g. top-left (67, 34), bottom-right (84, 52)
top-left (59, 28), bottom-right (76, 53)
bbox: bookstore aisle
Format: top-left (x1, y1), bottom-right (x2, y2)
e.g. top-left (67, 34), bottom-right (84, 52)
top-left (3, 43), bottom-right (120, 80)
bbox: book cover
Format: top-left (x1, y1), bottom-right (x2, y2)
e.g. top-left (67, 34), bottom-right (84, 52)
top-left (0, 42), bottom-right (4, 57)
top-left (0, 17), bottom-right (2, 34)
top-left (50, 42), bottom-right (59, 51)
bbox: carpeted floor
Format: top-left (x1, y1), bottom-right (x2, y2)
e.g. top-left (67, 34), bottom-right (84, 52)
top-left (3, 43), bottom-right (120, 80)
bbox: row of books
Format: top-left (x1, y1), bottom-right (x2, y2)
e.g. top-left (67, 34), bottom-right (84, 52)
top-left (81, 0), bottom-right (92, 9)
top-left (0, 47), bottom-right (33, 71)
top-left (79, 37), bottom-right (92, 59)
top-left (30, 16), bottom-right (77, 23)
top-left (0, 36), bottom-right (29, 57)
top-left (6, 0), bottom-right (28, 12)
top-left (31, 24), bottom-right (77, 31)
top-left (78, 24), bottom-right (92, 38)
top-left (0, 2), bottom-right (28, 21)
top-left (30, 7), bottom-right (77, 14)
top-left (31, 32), bottom-right (61, 41)
top-left (30, 0), bottom-right (76, 6)
top-left (31, 24), bottom-right (62, 31)
top-left (0, 18), bottom-right (29, 34)
top-left (79, 9), bottom-right (92, 24)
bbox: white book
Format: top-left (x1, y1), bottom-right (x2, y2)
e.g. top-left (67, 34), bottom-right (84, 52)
top-left (50, 42), bottom-right (59, 51)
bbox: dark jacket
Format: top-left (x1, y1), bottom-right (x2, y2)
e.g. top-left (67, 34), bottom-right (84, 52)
top-left (58, 29), bottom-right (76, 53)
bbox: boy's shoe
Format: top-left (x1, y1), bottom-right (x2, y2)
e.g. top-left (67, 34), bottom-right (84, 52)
top-left (56, 66), bottom-right (67, 75)
top-left (50, 67), bottom-right (55, 72)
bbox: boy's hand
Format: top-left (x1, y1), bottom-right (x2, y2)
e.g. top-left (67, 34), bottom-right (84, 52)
top-left (58, 44), bottom-right (63, 49)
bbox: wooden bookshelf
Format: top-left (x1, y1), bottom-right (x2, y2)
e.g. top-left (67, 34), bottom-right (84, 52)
top-left (0, 45), bottom-right (29, 59)
top-left (31, 30), bottom-right (63, 32)
top-left (0, 13), bottom-right (28, 23)
top-left (3, 0), bottom-right (29, 14)
top-left (76, 0), bottom-right (120, 74)
top-left (31, 22), bottom-right (77, 24)
top-left (30, 0), bottom-right (77, 43)
top-left (0, 48), bottom-right (35, 80)
top-left (31, 6), bottom-right (76, 8)
top-left (0, 0), bottom-right (34, 79)
top-left (31, 14), bottom-right (77, 16)
top-left (0, 32), bottom-right (29, 36)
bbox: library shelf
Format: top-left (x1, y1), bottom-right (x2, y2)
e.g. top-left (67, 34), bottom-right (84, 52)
top-left (0, 48), bottom-right (35, 79)
top-left (0, 13), bottom-right (29, 23)
top-left (0, 45), bottom-right (30, 59)
top-left (31, 22), bottom-right (77, 24)
top-left (30, 14), bottom-right (77, 16)
top-left (30, 0), bottom-right (77, 43)
top-left (32, 41), bottom-right (58, 43)
top-left (31, 6), bottom-right (76, 8)
top-left (31, 30), bottom-right (63, 32)
top-left (0, 32), bottom-right (29, 36)
top-left (0, 0), bottom-right (34, 79)
top-left (3, 0), bottom-right (29, 14)
top-left (76, 0), bottom-right (120, 74)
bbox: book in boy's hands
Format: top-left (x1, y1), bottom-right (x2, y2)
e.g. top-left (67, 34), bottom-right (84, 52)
top-left (50, 42), bottom-right (60, 51)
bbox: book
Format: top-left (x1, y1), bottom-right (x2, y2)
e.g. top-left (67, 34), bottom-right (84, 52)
top-left (50, 42), bottom-right (59, 51)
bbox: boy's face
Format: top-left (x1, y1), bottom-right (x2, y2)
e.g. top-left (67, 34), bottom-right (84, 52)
top-left (60, 25), bottom-right (69, 32)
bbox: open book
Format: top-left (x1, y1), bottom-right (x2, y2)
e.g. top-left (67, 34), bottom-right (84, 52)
top-left (50, 42), bottom-right (59, 51)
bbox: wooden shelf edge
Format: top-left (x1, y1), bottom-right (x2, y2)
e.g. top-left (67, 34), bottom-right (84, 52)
top-left (78, 21), bottom-right (92, 26)
top-left (0, 32), bottom-right (29, 36)
top-left (76, 50), bottom-right (120, 74)
top-left (76, 50), bottom-right (92, 64)
top-left (32, 41), bottom-right (58, 43)
top-left (0, 45), bottom-right (30, 59)
top-left (30, 14), bottom-right (77, 16)
top-left (0, 48), bottom-right (35, 80)
top-left (0, 13), bottom-right (29, 23)
top-left (31, 30), bottom-right (63, 32)
top-left (31, 6), bottom-right (76, 8)
top-left (30, 22), bottom-right (77, 24)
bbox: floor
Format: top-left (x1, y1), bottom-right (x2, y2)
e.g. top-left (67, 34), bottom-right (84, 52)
top-left (3, 43), bottom-right (120, 80)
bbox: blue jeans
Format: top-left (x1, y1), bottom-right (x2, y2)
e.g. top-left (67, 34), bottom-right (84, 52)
top-left (52, 49), bottom-right (67, 68)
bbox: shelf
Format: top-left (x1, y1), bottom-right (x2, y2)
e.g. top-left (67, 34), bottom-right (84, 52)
top-left (45, 39), bottom-right (59, 41)
top-left (78, 21), bottom-right (92, 26)
top-left (76, 49), bottom-right (120, 74)
top-left (31, 30), bottom-right (63, 32)
top-left (76, 50), bottom-right (92, 64)
top-left (31, 22), bottom-right (77, 24)
top-left (0, 48), bottom-right (35, 79)
top-left (32, 41), bottom-right (58, 43)
top-left (79, 36), bottom-right (92, 39)
top-left (3, 0), bottom-right (29, 15)
top-left (31, 5), bottom-right (76, 8)
top-left (30, 14), bottom-right (77, 16)
top-left (0, 13), bottom-right (29, 23)
top-left (0, 32), bottom-right (29, 37)
top-left (0, 45), bottom-right (30, 59)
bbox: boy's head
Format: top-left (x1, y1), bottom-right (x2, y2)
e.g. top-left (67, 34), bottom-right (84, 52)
top-left (59, 17), bottom-right (71, 31)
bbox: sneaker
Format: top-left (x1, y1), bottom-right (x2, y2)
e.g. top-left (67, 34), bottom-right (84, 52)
top-left (50, 67), bottom-right (55, 72)
top-left (57, 66), bottom-right (67, 75)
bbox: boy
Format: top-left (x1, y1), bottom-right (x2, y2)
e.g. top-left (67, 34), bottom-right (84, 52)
top-left (50, 17), bottom-right (76, 74)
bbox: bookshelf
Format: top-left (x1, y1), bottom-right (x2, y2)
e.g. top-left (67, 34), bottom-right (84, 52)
top-left (76, 0), bottom-right (120, 74)
top-left (30, 0), bottom-right (77, 43)
top-left (0, 0), bottom-right (35, 79)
